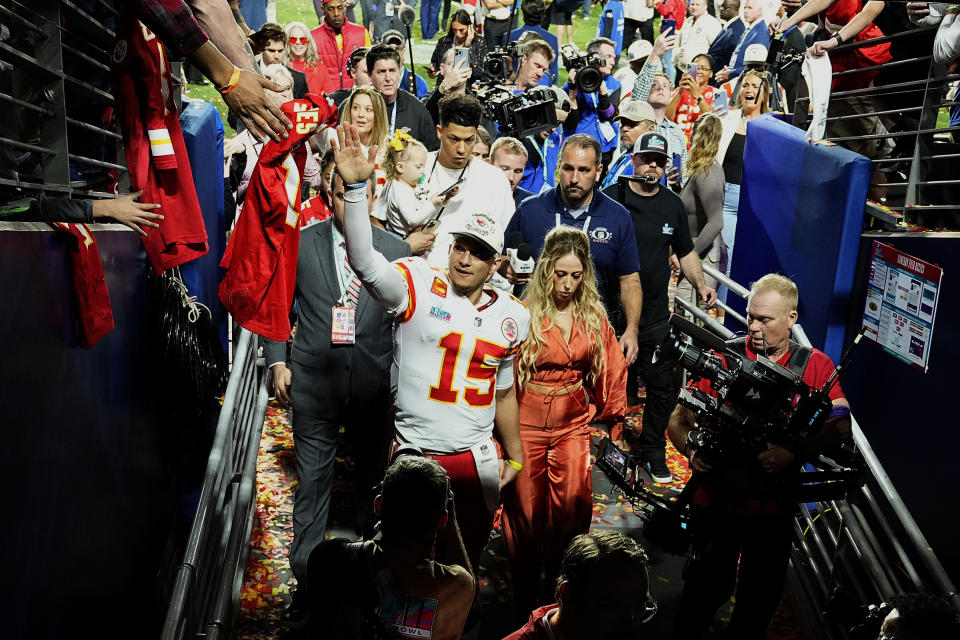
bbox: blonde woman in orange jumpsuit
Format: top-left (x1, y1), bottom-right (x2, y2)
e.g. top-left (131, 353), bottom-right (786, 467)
top-left (501, 226), bottom-right (628, 614)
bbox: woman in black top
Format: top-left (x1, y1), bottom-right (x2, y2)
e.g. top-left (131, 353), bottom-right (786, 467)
top-left (716, 69), bottom-right (769, 293)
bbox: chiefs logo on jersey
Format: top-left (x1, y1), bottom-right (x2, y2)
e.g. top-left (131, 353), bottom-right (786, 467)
top-left (502, 317), bottom-right (519, 342)
top-left (430, 277), bottom-right (448, 298)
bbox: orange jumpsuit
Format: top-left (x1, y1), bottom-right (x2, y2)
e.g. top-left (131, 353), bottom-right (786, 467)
top-left (501, 315), bottom-right (627, 611)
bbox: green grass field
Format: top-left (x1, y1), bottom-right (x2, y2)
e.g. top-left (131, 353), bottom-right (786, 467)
top-left (185, 3), bottom-right (604, 131)
top-left (185, 5), bottom-right (952, 134)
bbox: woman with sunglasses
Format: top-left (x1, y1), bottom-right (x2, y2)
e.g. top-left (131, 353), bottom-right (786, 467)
top-left (285, 21), bottom-right (332, 95)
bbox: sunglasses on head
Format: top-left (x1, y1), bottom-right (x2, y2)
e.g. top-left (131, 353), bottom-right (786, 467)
top-left (289, 36), bottom-right (309, 44)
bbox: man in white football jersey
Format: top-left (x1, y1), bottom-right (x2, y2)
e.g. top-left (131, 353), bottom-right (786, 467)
top-left (335, 123), bottom-right (530, 569)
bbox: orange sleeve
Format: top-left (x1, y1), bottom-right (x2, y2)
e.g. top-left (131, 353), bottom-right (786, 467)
top-left (394, 261), bottom-right (417, 323)
top-left (586, 317), bottom-right (628, 439)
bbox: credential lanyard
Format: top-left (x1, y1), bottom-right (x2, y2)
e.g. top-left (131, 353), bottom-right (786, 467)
top-left (388, 101), bottom-right (398, 134)
top-left (425, 155), bottom-right (469, 222)
top-left (527, 134), bottom-right (551, 185)
top-left (555, 212), bottom-right (591, 233)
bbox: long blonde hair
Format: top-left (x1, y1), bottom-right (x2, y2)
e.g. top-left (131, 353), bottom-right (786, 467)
top-left (284, 21), bottom-right (319, 66)
top-left (684, 113), bottom-right (722, 181)
top-left (342, 86), bottom-right (389, 150)
top-left (518, 227), bottom-right (606, 387)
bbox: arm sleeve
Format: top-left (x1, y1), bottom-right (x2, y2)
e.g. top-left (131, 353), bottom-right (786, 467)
top-left (934, 13), bottom-right (960, 64)
top-left (495, 354), bottom-right (517, 390)
top-left (0, 195), bottom-right (93, 224)
top-left (133, 0), bottom-right (209, 57)
top-left (691, 165), bottom-right (725, 256)
top-left (584, 316), bottom-right (628, 436)
top-left (672, 196), bottom-right (696, 256)
top-left (262, 337), bottom-right (288, 368)
top-left (343, 189), bottom-right (411, 314)
top-left (423, 89), bottom-right (442, 127)
top-left (632, 61), bottom-right (656, 102)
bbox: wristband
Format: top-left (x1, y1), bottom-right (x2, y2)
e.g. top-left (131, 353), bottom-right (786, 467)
top-left (217, 66), bottom-right (243, 95)
top-left (829, 404), bottom-right (851, 419)
top-left (345, 181), bottom-right (368, 190)
top-left (505, 458), bottom-right (524, 471)
top-left (833, 32), bottom-right (845, 46)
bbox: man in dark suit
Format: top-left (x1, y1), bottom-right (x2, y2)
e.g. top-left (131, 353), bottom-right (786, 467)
top-left (265, 171), bottom-right (410, 627)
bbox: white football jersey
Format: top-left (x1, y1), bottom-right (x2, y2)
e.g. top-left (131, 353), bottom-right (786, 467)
top-left (390, 257), bottom-right (530, 455)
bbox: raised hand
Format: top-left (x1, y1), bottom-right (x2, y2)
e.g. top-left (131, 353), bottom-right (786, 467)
top-left (331, 123), bottom-right (377, 185)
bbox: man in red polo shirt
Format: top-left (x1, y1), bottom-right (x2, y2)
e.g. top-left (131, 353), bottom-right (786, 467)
top-left (667, 273), bottom-right (852, 638)
top-left (311, 0), bottom-right (371, 93)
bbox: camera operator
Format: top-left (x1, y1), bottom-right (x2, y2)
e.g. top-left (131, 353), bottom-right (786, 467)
top-left (508, 0), bottom-right (560, 85)
top-left (513, 38), bottom-right (556, 91)
top-left (307, 456), bottom-right (475, 640)
top-left (667, 273), bottom-right (852, 639)
top-left (562, 38), bottom-right (622, 175)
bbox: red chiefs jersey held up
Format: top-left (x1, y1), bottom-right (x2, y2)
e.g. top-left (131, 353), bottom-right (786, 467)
top-left (112, 15), bottom-right (208, 274)
top-left (219, 95), bottom-right (338, 341)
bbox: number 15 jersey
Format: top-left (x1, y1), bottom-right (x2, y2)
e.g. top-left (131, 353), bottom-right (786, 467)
top-left (390, 258), bottom-right (530, 455)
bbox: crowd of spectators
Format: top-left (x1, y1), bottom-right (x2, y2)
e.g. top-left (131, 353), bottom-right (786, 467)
top-left (6, 0), bottom-right (960, 638)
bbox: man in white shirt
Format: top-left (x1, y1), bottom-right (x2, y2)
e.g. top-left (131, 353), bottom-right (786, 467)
top-left (623, 0), bottom-right (656, 50)
top-left (676, 0), bottom-right (722, 72)
top-left (420, 94), bottom-right (516, 270)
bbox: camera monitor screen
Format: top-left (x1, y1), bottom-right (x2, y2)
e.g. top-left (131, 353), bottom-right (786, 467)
top-left (597, 438), bottom-right (638, 493)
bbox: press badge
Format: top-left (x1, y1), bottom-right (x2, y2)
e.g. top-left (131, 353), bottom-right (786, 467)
top-left (331, 306), bottom-right (356, 344)
top-left (599, 120), bottom-right (617, 143)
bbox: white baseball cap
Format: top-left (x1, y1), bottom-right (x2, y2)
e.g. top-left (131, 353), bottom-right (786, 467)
top-left (451, 213), bottom-right (504, 256)
top-left (626, 39), bottom-right (653, 62)
top-left (744, 44), bottom-right (769, 65)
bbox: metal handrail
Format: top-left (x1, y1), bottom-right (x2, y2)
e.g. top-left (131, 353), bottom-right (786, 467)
top-left (790, 21), bottom-right (958, 224)
top-left (161, 328), bottom-right (271, 640)
top-left (696, 263), bottom-right (960, 624)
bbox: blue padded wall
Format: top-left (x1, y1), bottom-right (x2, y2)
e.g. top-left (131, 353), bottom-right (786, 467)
top-left (730, 115), bottom-right (872, 361)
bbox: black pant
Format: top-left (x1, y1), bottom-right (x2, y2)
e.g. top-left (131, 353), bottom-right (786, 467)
top-left (623, 18), bottom-right (655, 49)
top-left (629, 325), bottom-right (676, 463)
top-left (484, 17), bottom-right (511, 49)
top-left (674, 506), bottom-right (794, 639)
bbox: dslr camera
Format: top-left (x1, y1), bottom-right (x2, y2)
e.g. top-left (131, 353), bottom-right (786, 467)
top-left (560, 43), bottom-right (604, 93)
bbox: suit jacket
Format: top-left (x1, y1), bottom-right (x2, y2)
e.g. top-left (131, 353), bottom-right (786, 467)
top-left (393, 90), bottom-right (440, 151)
top-left (263, 219), bottom-right (410, 418)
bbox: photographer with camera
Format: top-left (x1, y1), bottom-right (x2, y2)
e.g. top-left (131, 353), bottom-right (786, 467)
top-left (508, 0), bottom-right (560, 85)
top-left (561, 38), bottom-right (622, 175)
top-left (667, 273), bottom-right (852, 639)
top-left (307, 456), bottom-right (475, 640)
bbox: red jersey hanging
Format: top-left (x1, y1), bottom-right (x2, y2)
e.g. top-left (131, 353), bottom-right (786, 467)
top-left (52, 223), bottom-right (115, 348)
top-left (219, 94), bottom-right (338, 341)
top-left (112, 15), bottom-right (208, 274)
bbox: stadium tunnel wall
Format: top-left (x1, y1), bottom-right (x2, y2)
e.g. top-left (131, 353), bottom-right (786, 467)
top-left (0, 224), bottom-right (199, 639)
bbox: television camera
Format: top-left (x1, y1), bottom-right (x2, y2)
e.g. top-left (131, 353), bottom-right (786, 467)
top-left (596, 315), bottom-right (865, 555)
top-left (560, 43), bottom-right (604, 93)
